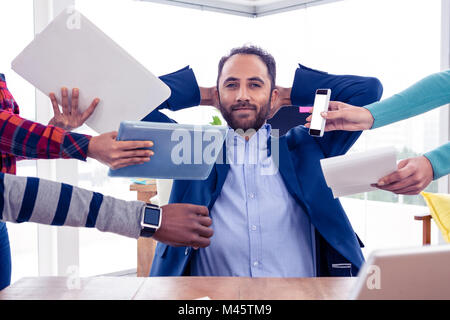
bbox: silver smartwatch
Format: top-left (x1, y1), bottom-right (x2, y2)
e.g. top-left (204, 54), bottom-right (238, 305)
top-left (140, 203), bottom-right (162, 237)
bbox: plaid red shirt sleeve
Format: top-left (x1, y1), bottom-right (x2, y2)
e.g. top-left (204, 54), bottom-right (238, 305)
top-left (0, 74), bottom-right (92, 174)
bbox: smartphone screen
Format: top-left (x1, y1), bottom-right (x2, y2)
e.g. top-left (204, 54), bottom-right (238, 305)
top-left (309, 89), bottom-right (331, 137)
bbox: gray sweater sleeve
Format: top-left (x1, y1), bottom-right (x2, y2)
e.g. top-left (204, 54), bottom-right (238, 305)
top-left (0, 173), bottom-right (145, 239)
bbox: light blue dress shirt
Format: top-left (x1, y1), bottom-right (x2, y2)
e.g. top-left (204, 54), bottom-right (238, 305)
top-left (190, 124), bottom-right (316, 277)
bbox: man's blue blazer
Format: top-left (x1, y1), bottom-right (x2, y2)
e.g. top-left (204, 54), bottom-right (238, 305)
top-left (146, 64), bottom-right (383, 277)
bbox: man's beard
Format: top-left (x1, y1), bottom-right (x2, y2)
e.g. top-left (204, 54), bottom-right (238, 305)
top-left (219, 96), bottom-right (272, 132)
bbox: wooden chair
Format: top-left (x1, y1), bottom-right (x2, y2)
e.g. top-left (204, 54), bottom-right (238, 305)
top-left (130, 183), bottom-right (158, 277)
top-left (414, 213), bottom-right (432, 245)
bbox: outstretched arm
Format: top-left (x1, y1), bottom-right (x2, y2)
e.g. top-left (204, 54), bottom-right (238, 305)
top-left (0, 172), bottom-right (213, 246)
top-left (306, 70), bottom-right (450, 132)
top-left (0, 110), bottom-right (154, 169)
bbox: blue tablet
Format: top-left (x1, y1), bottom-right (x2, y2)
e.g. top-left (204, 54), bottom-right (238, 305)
top-left (108, 121), bottom-right (228, 180)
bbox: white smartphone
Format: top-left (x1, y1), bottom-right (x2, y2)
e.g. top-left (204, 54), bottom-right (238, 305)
top-left (309, 89), bottom-right (331, 137)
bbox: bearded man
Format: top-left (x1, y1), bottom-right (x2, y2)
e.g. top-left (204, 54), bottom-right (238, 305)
top-left (146, 46), bottom-right (383, 277)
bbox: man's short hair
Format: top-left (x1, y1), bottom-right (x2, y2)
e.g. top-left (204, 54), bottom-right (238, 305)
top-left (217, 45), bottom-right (276, 90)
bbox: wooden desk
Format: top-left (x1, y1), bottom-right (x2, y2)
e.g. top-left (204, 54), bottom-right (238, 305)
top-left (0, 276), bottom-right (357, 300)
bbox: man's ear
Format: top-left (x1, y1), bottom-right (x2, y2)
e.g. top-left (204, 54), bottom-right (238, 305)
top-left (200, 86), bottom-right (220, 107)
top-left (267, 88), bottom-right (281, 120)
top-left (270, 87), bottom-right (280, 110)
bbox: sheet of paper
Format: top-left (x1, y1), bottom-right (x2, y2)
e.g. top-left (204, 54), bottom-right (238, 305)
top-left (320, 146), bottom-right (397, 198)
top-left (12, 8), bottom-right (170, 133)
top-left (330, 184), bottom-right (377, 198)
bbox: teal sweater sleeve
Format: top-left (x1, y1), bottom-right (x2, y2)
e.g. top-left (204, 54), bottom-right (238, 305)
top-left (423, 143), bottom-right (450, 180)
top-left (365, 70), bottom-right (450, 128)
top-left (364, 70), bottom-right (450, 180)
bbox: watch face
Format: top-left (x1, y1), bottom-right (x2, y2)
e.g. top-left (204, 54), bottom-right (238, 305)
top-left (144, 207), bottom-right (160, 226)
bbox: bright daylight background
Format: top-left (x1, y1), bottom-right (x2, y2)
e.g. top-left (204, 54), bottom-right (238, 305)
top-left (0, 0), bottom-right (446, 282)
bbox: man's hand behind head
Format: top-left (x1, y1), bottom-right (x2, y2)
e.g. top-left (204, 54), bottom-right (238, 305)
top-left (267, 86), bottom-right (292, 119)
top-left (152, 203), bottom-right (213, 248)
top-left (199, 86), bottom-right (219, 109)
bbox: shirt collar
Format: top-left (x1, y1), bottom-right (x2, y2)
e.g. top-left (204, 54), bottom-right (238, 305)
top-left (0, 73), bottom-right (5, 82)
top-left (226, 123), bottom-right (271, 148)
top-left (225, 123), bottom-right (272, 164)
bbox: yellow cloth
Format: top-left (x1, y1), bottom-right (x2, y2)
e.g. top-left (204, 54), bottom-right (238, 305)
top-left (421, 191), bottom-right (450, 243)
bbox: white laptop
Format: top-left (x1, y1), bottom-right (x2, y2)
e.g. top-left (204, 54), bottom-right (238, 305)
top-left (12, 8), bottom-right (170, 133)
top-left (350, 245), bottom-right (450, 300)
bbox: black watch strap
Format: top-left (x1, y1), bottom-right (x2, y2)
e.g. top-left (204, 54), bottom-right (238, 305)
top-left (140, 227), bottom-right (156, 238)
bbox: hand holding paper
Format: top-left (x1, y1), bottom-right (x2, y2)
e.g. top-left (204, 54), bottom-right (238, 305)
top-left (320, 146), bottom-right (397, 198)
top-left (374, 155), bottom-right (434, 195)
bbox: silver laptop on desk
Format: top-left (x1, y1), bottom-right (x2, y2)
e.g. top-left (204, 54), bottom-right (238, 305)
top-left (349, 245), bottom-right (450, 300)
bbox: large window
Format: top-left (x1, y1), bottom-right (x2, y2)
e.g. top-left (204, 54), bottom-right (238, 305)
top-left (75, 0), bottom-right (443, 264)
top-left (1, 0), bottom-right (445, 282)
top-left (0, 1), bottom-right (38, 283)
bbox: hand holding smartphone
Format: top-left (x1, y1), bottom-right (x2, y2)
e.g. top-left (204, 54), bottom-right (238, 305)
top-left (309, 89), bottom-right (331, 137)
